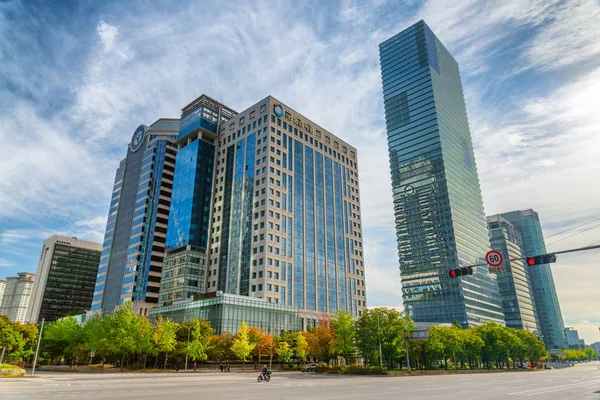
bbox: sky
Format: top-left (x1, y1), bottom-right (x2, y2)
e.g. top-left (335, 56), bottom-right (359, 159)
top-left (1, 0), bottom-right (599, 343)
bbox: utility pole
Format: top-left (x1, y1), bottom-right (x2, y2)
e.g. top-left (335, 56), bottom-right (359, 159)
top-left (31, 318), bottom-right (44, 376)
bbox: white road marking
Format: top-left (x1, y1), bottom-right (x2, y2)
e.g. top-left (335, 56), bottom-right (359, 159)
top-left (508, 379), bottom-right (600, 396)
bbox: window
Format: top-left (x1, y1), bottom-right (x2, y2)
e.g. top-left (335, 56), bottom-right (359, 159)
top-left (240, 117), bottom-right (245, 125)
top-left (250, 111), bottom-right (255, 119)
top-left (260, 104), bottom-right (266, 113)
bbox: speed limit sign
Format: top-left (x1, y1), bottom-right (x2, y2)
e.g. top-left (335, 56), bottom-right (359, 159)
top-left (485, 250), bottom-right (503, 267)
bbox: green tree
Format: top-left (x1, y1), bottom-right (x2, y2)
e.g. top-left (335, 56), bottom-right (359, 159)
top-left (331, 310), bottom-right (356, 364)
top-left (82, 315), bottom-right (112, 370)
top-left (42, 316), bottom-right (84, 364)
top-left (153, 316), bottom-right (178, 369)
top-left (0, 317), bottom-right (38, 363)
top-left (137, 316), bottom-right (156, 369)
top-left (459, 328), bottom-right (484, 369)
top-left (355, 311), bottom-right (380, 366)
top-left (584, 347), bottom-right (598, 361)
top-left (231, 321), bottom-right (255, 370)
top-left (186, 319), bottom-right (214, 370)
top-left (110, 302), bottom-right (139, 370)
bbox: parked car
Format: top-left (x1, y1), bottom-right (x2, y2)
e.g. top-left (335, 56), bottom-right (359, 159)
top-left (301, 363), bottom-right (318, 372)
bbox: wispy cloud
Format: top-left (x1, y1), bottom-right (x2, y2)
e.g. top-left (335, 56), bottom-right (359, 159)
top-left (0, 259), bottom-right (16, 268)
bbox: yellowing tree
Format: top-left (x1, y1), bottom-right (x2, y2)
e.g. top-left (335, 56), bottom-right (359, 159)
top-left (231, 321), bottom-right (255, 370)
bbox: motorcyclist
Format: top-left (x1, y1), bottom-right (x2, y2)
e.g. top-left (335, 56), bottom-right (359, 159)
top-left (261, 365), bottom-right (268, 378)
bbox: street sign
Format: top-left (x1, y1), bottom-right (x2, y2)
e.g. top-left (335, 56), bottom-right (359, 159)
top-left (485, 250), bottom-right (503, 267)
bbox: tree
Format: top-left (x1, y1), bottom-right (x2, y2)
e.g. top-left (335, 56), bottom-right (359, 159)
top-left (305, 320), bottom-right (336, 363)
top-left (137, 316), bottom-right (157, 369)
top-left (0, 317), bottom-right (38, 363)
top-left (275, 341), bottom-right (292, 370)
top-left (186, 319), bottom-right (214, 371)
top-left (42, 316), bottom-right (84, 364)
top-left (110, 302), bottom-right (139, 370)
top-left (355, 311), bottom-right (380, 366)
top-left (331, 311), bottom-right (356, 364)
top-left (584, 347), bottom-right (598, 361)
top-left (231, 321), bottom-right (255, 370)
top-left (292, 331), bottom-right (309, 363)
top-left (83, 315), bottom-right (112, 370)
top-left (208, 332), bottom-right (234, 362)
top-left (153, 317), bottom-right (178, 369)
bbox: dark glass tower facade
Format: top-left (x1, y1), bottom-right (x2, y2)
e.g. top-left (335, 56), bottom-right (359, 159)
top-left (501, 209), bottom-right (567, 349)
top-left (92, 120), bottom-right (179, 314)
top-left (379, 20), bottom-right (504, 326)
top-left (27, 236), bottom-right (101, 323)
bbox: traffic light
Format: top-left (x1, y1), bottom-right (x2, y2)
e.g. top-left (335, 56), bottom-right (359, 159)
top-left (525, 253), bottom-right (557, 266)
top-left (448, 266), bottom-right (473, 278)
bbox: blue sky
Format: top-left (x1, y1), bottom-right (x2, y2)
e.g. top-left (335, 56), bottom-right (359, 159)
top-left (1, 0), bottom-right (599, 342)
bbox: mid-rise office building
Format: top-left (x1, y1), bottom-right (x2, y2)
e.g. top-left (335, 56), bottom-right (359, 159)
top-left (207, 96), bottom-right (366, 328)
top-left (26, 235), bottom-right (101, 323)
top-left (0, 278), bottom-right (6, 306)
top-left (154, 95), bottom-right (367, 329)
top-left (91, 119), bottom-right (179, 315)
top-left (487, 215), bottom-right (539, 334)
top-left (590, 342), bottom-right (600, 355)
top-left (379, 20), bottom-right (504, 326)
top-left (564, 327), bottom-right (582, 348)
top-left (501, 209), bottom-right (567, 349)
top-left (0, 272), bottom-right (35, 323)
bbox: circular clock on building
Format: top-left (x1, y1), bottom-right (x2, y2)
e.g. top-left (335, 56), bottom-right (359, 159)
top-left (130, 125), bottom-right (146, 152)
top-left (273, 104), bottom-right (284, 117)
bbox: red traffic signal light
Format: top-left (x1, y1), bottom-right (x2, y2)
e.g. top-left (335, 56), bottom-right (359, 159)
top-left (525, 254), bottom-right (557, 266)
top-left (449, 266), bottom-right (473, 278)
top-left (526, 257), bottom-right (535, 266)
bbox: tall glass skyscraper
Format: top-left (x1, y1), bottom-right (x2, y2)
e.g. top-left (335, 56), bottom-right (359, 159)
top-left (91, 119), bottom-right (179, 315)
top-left (501, 209), bottom-right (567, 349)
top-left (379, 20), bottom-right (504, 326)
top-left (487, 216), bottom-right (539, 334)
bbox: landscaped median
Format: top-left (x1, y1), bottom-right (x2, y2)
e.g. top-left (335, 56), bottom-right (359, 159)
top-left (314, 364), bottom-right (388, 375)
top-left (0, 363), bottom-right (26, 377)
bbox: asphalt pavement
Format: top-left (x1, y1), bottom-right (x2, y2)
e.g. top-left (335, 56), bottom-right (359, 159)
top-left (1, 361), bottom-right (599, 400)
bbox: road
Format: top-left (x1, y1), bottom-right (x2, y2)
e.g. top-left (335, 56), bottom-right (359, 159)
top-left (1, 362), bottom-right (599, 400)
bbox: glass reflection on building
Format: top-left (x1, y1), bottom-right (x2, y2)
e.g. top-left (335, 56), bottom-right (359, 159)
top-left (380, 20), bottom-right (504, 326)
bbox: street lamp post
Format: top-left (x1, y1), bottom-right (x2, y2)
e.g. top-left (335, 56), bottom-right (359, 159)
top-left (403, 330), bottom-right (411, 374)
top-left (31, 318), bottom-right (45, 376)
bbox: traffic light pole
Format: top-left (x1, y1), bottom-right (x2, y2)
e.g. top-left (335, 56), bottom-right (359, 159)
top-left (461, 244), bottom-right (600, 271)
top-left (551, 244), bottom-right (600, 255)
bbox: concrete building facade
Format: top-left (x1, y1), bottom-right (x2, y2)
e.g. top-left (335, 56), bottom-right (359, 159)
top-left (0, 272), bottom-right (35, 323)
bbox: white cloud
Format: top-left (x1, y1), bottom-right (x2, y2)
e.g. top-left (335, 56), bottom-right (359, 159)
top-left (0, 258), bottom-right (15, 268)
top-left (522, 0), bottom-right (600, 71)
